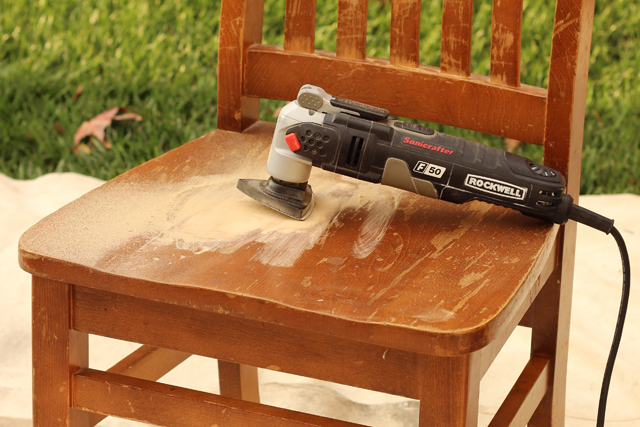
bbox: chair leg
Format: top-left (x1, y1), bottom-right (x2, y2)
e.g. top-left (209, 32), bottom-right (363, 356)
top-left (218, 360), bottom-right (260, 403)
top-left (32, 277), bottom-right (89, 427)
top-left (419, 353), bottom-right (481, 427)
top-left (528, 267), bottom-right (572, 427)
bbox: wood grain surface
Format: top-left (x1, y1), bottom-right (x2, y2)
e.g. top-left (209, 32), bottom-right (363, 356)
top-left (419, 352), bottom-right (481, 426)
top-left (72, 285), bottom-right (423, 398)
top-left (244, 46), bottom-right (548, 144)
top-left (74, 368), bottom-right (368, 427)
top-left (218, 361), bottom-right (260, 403)
top-left (336, 0), bottom-right (368, 60)
top-left (20, 122), bottom-right (558, 357)
top-left (490, 0), bottom-right (523, 87)
top-left (534, 0), bottom-right (596, 423)
top-left (217, 0), bottom-right (263, 132)
top-left (390, 0), bottom-right (422, 67)
top-left (32, 277), bottom-right (89, 427)
top-left (284, 0), bottom-right (317, 53)
top-left (488, 356), bottom-right (550, 427)
top-left (87, 345), bottom-right (191, 426)
top-left (441, 0), bottom-right (475, 76)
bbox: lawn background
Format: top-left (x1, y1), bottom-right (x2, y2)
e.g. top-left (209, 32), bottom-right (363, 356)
top-left (1, 0), bottom-right (638, 194)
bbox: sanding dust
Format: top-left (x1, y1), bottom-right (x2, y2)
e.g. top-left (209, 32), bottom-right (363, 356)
top-left (156, 170), bottom-right (402, 267)
top-left (28, 168), bottom-right (403, 269)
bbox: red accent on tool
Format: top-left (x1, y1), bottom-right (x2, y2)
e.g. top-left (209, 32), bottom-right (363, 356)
top-left (285, 133), bottom-right (301, 151)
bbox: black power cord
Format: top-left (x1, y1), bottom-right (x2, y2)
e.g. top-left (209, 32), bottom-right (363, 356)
top-left (595, 226), bottom-right (631, 427)
top-left (568, 205), bottom-right (631, 426)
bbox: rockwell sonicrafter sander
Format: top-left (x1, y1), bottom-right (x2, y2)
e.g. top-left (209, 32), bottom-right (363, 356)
top-left (238, 85), bottom-right (631, 427)
top-left (238, 84), bottom-right (610, 230)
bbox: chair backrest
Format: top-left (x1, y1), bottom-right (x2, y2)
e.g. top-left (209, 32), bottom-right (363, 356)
top-left (216, 0), bottom-right (596, 200)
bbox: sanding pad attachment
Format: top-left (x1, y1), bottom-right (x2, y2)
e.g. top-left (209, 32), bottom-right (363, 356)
top-left (237, 177), bottom-right (315, 221)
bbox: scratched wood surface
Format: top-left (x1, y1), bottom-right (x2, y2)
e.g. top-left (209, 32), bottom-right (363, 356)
top-left (244, 46), bottom-right (548, 144)
top-left (73, 285), bottom-right (424, 396)
top-left (336, 0), bottom-right (368, 60)
top-left (531, 0), bottom-right (596, 423)
top-left (217, 0), bottom-right (263, 132)
top-left (32, 277), bottom-right (89, 427)
top-left (490, 0), bottom-right (523, 87)
top-left (284, 0), bottom-right (317, 53)
top-left (390, 0), bottom-right (422, 67)
top-left (441, 0), bottom-right (475, 76)
top-left (20, 121), bottom-right (557, 356)
top-left (74, 368), bottom-right (369, 427)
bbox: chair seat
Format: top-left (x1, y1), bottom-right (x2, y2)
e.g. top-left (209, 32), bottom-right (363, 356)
top-left (19, 121), bottom-right (558, 357)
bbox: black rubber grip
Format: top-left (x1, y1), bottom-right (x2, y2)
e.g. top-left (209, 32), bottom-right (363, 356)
top-left (330, 97), bottom-right (389, 121)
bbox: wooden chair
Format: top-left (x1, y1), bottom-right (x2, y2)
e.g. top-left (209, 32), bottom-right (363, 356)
top-left (19, 0), bottom-right (596, 425)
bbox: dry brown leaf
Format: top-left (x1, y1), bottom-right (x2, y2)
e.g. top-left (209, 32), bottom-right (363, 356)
top-left (272, 106), bottom-right (284, 119)
top-left (73, 107), bottom-right (142, 154)
top-left (504, 138), bottom-right (522, 153)
top-left (53, 121), bottom-right (64, 135)
top-left (112, 112), bottom-right (143, 121)
top-left (72, 85), bottom-right (83, 101)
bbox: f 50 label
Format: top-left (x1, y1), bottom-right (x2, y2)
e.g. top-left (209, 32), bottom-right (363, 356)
top-left (413, 161), bottom-right (446, 178)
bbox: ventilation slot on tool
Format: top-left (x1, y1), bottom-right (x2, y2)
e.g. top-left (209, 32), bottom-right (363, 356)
top-left (346, 135), bottom-right (365, 168)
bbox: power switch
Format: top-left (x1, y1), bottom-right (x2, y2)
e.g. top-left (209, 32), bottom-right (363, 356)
top-left (285, 133), bottom-right (301, 152)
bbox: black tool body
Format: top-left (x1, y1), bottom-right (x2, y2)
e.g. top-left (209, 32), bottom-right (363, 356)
top-left (285, 112), bottom-right (570, 223)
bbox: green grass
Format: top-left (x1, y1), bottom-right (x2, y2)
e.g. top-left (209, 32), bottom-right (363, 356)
top-left (1, 0), bottom-right (638, 193)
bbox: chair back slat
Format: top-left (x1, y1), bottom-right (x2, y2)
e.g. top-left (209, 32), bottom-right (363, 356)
top-left (284, 0), bottom-right (317, 53)
top-left (542, 0), bottom-right (595, 196)
top-left (490, 0), bottom-right (523, 87)
top-left (390, 0), bottom-right (422, 67)
top-left (245, 46), bottom-right (548, 145)
top-left (219, 0), bottom-right (597, 197)
top-left (336, 0), bottom-right (368, 60)
top-left (217, 0), bottom-right (263, 132)
top-left (440, 0), bottom-right (474, 76)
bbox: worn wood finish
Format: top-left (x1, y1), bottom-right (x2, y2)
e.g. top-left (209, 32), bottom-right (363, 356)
top-left (441, 0), bottom-right (475, 76)
top-left (245, 47), bottom-right (548, 144)
top-left (20, 123), bottom-right (559, 358)
top-left (217, 0), bottom-right (264, 132)
top-left (390, 0), bottom-right (421, 67)
top-left (489, 356), bottom-right (550, 427)
top-left (490, 0), bottom-right (523, 87)
top-left (336, 0), bottom-right (368, 60)
top-left (88, 345), bottom-right (191, 426)
top-left (106, 345), bottom-right (191, 379)
top-left (74, 368), bottom-right (368, 427)
top-left (529, 236), bottom-right (576, 427)
top-left (477, 240), bottom-right (557, 377)
top-left (532, 0), bottom-right (596, 424)
top-left (218, 361), bottom-right (260, 403)
top-left (419, 353), bottom-right (481, 427)
top-left (284, 0), bottom-right (317, 53)
top-left (542, 0), bottom-right (596, 197)
top-left (72, 285), bottom-right (423, 399)
top-left (32, 277), bottom-right (89, 427)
